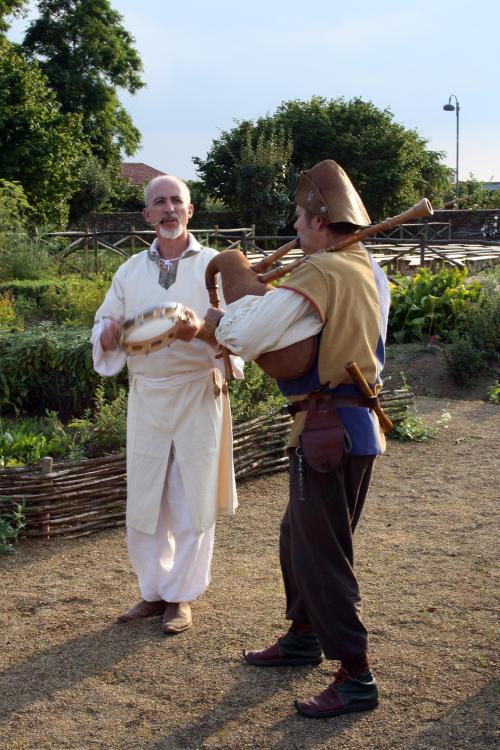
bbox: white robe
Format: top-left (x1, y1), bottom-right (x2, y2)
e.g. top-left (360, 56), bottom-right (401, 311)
top-left (92, 238), bottom-right (242, 535)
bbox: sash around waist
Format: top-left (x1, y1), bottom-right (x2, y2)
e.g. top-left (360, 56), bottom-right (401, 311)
top-left (130, 368), bottom-right (218, 391)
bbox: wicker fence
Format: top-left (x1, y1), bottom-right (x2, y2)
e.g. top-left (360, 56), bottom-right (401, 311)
top-left (0, 390), bottom-right (414, 542)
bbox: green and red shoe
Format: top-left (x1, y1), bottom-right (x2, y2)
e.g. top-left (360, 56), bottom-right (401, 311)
top-left (244, 626), bottom-right (323, 667)
top-left (295, 666), bottom-right (379, 718)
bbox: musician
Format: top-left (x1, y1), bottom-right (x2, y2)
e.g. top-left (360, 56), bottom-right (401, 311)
top-left (91, 175), bottom-right (242, 635)
top-left (178, 160), bottom-right (390, 718)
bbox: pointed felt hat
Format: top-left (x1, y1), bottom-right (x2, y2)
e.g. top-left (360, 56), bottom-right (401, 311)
top-left (295, 160), bottom-right (370, 225)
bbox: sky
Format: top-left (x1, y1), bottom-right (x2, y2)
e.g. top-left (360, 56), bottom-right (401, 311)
top-left (7, 0), bottom-right (500, 183)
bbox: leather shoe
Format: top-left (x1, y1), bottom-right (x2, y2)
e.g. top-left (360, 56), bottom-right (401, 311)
top-left (244, 628), bottom-right (323, 667)
top-left (295, 667), bottom-right (379, 718)
top-left (161, 602), bottom-right (192, 634)
top-left (117, 599), bottom-right (166, 622)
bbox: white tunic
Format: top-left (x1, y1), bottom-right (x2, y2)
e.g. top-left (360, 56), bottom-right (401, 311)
top-left (92, 236), bottom-right (242, 534)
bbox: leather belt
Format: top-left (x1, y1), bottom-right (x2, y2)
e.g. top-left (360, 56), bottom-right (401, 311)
top-left (287, 393), bottom-right (379, 416)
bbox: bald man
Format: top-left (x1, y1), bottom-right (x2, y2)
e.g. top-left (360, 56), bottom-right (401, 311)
top-left (92, 175), bottom-right (242, 635)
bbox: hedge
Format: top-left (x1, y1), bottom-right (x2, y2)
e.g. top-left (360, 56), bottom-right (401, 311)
top-left (0, 323), bottom-right (126, 419)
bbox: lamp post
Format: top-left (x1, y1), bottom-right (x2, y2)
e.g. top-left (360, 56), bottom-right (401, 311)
top-left (443, 94), bottom-right (460, 207)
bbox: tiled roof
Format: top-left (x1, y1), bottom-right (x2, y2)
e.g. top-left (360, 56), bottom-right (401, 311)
top-left (121, 162), bottom-right (167, 185)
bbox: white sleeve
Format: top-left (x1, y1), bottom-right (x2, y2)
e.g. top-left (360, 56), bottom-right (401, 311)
top-left (90, 320), bottom-right (127, 376)
top-left (215, 289), bottom-right (322, 361)
top-left (91, 272), bottom-right (128, 376)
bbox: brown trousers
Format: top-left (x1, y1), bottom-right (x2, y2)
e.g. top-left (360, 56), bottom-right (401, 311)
top-left (280, 449), bottom-right (375, 661)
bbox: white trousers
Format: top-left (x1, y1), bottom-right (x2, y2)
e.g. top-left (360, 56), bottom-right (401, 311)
top-left (127, 450), bottom-right (215, 603)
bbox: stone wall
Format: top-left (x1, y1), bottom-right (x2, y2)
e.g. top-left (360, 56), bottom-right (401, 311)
top-left (420, 209), bottom-right (499, 238)
top-left (74, 209), bottom-right (499, 240)
top-left (75, 210), bottom-right (238, 233)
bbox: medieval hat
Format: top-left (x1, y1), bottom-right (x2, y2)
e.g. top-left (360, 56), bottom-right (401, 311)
top-left (295, 160), bottom-right (370, 226)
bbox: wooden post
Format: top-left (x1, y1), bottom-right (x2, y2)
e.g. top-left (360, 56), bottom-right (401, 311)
top-left (39, 456), bottom-right (53, 540)
top-left (130, 226), bottom-right (136, 256)
top-left (93, 227), bottom-right (98, 273)
top-left (83, 228), bottom-right (90, 268)
top-left (420, 238), bottom-right (426, 267)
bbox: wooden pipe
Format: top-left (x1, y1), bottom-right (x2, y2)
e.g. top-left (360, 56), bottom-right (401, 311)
top-left (345, 361), bottom-right (393, 433)
top-left (258, 198), bottom-right (434, 283)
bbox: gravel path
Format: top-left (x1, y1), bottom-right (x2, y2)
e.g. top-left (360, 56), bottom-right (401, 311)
top-left (0, 398), bottom-right (498, 750)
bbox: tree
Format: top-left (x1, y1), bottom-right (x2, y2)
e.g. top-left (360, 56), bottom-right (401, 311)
top-left (23, 0), bottom-right (144, 166)
top-left (232, 127), bottom-right (293, 233)
top-left (194, 97), bottom-right (451, 222)
top-left (453, 176), bottom-right (500, 210)
top-left (0, 0), bottom-right (27, 33)
top-left (0, 38), bottom-right (86, 226)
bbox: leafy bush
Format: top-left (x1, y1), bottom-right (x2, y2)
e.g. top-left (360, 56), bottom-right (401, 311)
top-left (443, 278), bottom-right (499, 386)
top-left (0, 502), bottom-right (25, 555)
top-left (443, 333), bottom-right (487, 387)
top-left (0, 290), bottom-right (16, 329)
top-left (455, 280), bottom-right (500, 362)
top-left (0, 411), bottom-right (78, 467)
top-left (37, 274), bottom-right (112, 326)
top-left (69, 384), bottom-right (127, 457)
top-left (389, 268), bottom-right (482, 343)
top-left (0, 180), bottom-right (32, 236)
top-left (0, 323), bottom-right (126, 418)
top-left (486, 382), bottom-right (500, 404)
top-left (228, 362), bottom-right (285, 424)
top-left (0, 229), bottom-right (56, 281)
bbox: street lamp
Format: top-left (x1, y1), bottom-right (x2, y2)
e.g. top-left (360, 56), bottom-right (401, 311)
top-left (443, 94), bottom-right (460, 206)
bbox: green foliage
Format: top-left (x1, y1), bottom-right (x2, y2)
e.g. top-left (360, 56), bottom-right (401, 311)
top-left (390, 411), bottom-right (436, 442)
top-left (0, 179), bottom-right (32, 236)
top-left (194, 96), bottom-right (451, 222)
top-left (105, 171), bottom-right (144, 212)
top-left (68, 159), bottom-right (145, 223)
top-left (390, 407), bottom-right (451, 442)
top-left (228, 362), bottom-right (285, 424)
top-left (68, 383), bottom-right (127, 457)
top-left (455, 279), bottom-right (500, 362)
top-left (0, 274), bottom-right (113, 326)
top-left (443, 334), bottom-right (486, 387)
top-left (23, 0), bottom-right (144, 166)
top-left (0, 290), bottom-right (16, 328)
top-left (388, 268), bottom-right (482, 343)
top-left (68, 156), bottom-right (114, 224)
top-left (0, 0), bottom-right (27, 33)
top-left (0, 278), bottom-right (64, 298)
top-left (0, 501), bottom-right (25, 555)
top-left (0, 322), bottom-right (126, 418)
top-left (0, 411), bottom-right (77, 467)
top-left (0, 228), bottom-right (57, 281)
top-left (0, 39), bottom-right (86, 226)
top-left (455, 176), bottom-right (500, 210)
top-left (234, 127), bottom-right (293, 233)
top-left (442, 277), bottom-right (499, 386)
top-left (37, 274), bottom-right (112, 326)
top-left (486, 382), bottom-right (500, 404)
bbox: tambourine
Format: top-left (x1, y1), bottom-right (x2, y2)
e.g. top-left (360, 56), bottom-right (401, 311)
top-left (118, 302), bottom-right (188, 355)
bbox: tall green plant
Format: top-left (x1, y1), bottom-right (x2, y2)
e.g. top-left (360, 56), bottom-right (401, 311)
top-left (388, 268), bottom-right (482, 343)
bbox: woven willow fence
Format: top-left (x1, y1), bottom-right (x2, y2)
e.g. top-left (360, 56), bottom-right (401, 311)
top-left (0, 390), bottom-right (413, 541)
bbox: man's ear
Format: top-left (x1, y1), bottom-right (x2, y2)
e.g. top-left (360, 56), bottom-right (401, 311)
top-left (143, 206), bottom-right (153, 224)
top-left (188, 203), bottom-right (194, 219)
top-left (311, 214), bottom-right (326, 230)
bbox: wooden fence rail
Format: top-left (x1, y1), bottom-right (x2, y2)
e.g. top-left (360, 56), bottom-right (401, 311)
top-left (43, 224), bottom-right (500, 273)
top-left (0, 391), bottom-right (413, 542)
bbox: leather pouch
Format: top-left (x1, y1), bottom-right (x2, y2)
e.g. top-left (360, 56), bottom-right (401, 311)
top-left (299, 393), bottom-right (351, 473)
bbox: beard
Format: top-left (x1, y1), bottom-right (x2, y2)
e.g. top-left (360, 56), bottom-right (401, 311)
top-left (158, 222), bottom-right (183, 240)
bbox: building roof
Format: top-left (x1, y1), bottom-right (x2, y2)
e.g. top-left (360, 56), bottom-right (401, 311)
top-left (121, 162), bottom-right (166, 185)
